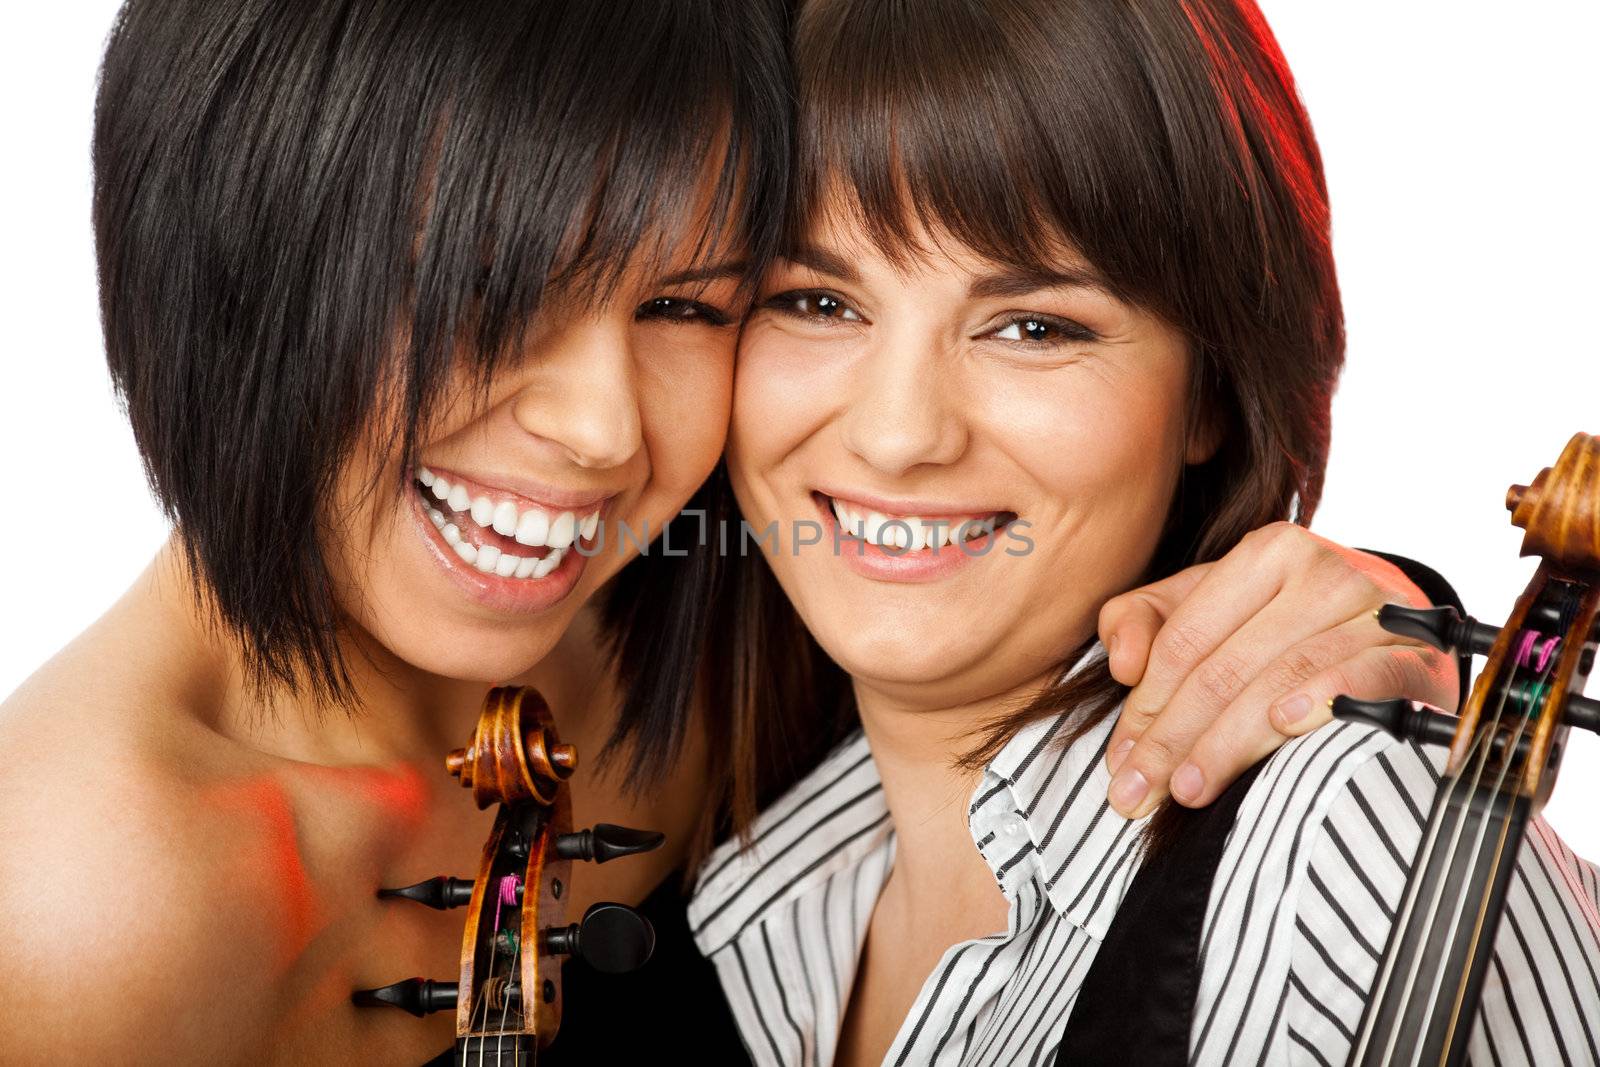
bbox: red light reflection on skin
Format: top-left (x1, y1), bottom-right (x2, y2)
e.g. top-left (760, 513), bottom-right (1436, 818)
top-left (199, 762), bottom-right (432, 976)
top-left (202, 777), bottom-right (321, 974)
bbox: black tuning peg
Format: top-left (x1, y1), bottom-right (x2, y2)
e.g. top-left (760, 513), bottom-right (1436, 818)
top-left (1332, 696), bottom-right (1459, 747)
top-left (554, 823), bottom-right (665, 865)
top-left (1565, 693), bottom-right (1600, 734)
top-left (377, 876), bottom-right (475, 910)
top-left (1377, 604), bottom-right (1500, 657)
top-left (541, 902), bottom-right (656, 974)
top-left (351, 977), bottom-right (459, 1016)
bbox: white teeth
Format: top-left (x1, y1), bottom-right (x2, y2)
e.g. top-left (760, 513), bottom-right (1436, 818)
top-left (534, 552), bottom-right (560, 578)
top-left (418, 467), bottom-right (436, 487)
top-left (492, 501), bottom-right (519, 536)
top-left (547, 512), bottom-right (577, 551)
top-left (470, 496), bottom-right (495, 527)
top-left (453, 540), bottom-right (478, 564)
top-left (515, 509), bottom-right (550, 547)
top-left (494, 552), bottom-right (520, 577)
top-left (428, 508), bottom-right (445, 529)
top-left (442, 523), bottom-right (461, 546)
top-left (447, 485), bottom-right (471, 512)
top-left (829, 496), bottom-right (1004, 550)
top-left (579, 511), bottom-right (599, 541)
top-left (431, 477), bottom-right (450, 501)
top-left (514, 556), bottom-right (538, 578)
top-left (863, 511), bottom-right (887, 544)
top-left (474, 544), bottom-right (501, 573)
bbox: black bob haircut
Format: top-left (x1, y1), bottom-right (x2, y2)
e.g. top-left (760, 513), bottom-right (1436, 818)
top-left (92, 0), bottom-right (791, 770)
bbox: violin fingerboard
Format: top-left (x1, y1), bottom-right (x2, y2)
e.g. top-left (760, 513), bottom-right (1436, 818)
top-left (1349, 783), bottom-right (1531, 1067)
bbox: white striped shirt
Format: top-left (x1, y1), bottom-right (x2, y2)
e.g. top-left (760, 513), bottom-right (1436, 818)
top-left (688, 707), bottom-right (1600, 1065)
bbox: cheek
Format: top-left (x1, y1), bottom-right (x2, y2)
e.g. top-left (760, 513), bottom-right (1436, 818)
top-left (990, 361), bottom-right (1189, 523)
top-left (728, 324), bottom-right (840, 501)
top-left (636, 332), bottom-right (736, 496)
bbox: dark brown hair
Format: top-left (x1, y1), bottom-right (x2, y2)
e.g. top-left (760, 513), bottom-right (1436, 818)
top-left (701, 0), bottom-right (1344, 854)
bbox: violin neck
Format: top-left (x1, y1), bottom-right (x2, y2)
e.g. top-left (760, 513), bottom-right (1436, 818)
top-left (1349, 778), bottom-right (1531, 1067)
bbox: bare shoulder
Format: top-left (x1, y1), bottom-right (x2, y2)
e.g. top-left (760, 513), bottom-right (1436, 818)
top-left (0, 655), bottom-right (283, 1062)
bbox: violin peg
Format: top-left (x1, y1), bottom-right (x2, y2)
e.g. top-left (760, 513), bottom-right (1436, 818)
top-left (541, 902), bottom-right (656, 974)
top-left (351, 977), bottom-right (459, 1017)
top-left (554, 823), bottom-right (666, 865)
top-left (1376, 604), bottom-right (1499, 657)
top-left (1565, 693), bottom-right (1600, 735)
top-left (377, 875), bottom-right (475, 910)
top-left (1331, 695), bottom-right (1458, 748)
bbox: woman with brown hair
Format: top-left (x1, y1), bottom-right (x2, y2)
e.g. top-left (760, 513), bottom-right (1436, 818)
top-left (689, 0), bottom-right (1600, 1063)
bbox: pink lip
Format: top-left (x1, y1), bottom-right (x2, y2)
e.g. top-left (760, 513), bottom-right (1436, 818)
top-left (411, 489), bottom-right (588, 614)
top-left (422, 466), bottom-right (616, 514)
top-left (814, 495), bottom-right (1001, 584)
top-left (813, 485), bottom-right (1008, 521)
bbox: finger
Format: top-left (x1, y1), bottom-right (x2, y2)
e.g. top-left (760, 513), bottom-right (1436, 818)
top-left (1098, 562), bottom-right (1213, 688)
top-left (1271, 640), bottom-right (1458, 735)
top-left (1150, 617), bottom-right (1374, 810)
top-left (1107, 598), bottom-right (1367, 816)
top-left (1165, 642), bottom-right (1454, 813)
top-left (1107, 549), bottom-right (1291, 776)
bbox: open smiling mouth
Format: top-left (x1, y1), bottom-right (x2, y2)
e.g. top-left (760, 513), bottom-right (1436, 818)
top-left (815, 492), bottom-right (1020, 552)
top-left (416, 467), bottom-right (601, 580)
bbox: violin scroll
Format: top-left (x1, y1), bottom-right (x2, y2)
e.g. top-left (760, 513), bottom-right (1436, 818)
top-left (354, 685), bottom-right (665, 1062)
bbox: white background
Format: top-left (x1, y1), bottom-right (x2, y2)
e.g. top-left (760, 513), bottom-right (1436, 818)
top-left (2, 4), bottom-right (1596, 850)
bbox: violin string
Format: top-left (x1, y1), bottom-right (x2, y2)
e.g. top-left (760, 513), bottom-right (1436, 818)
top-left (1404, 648), bottom-right (1555, 1067)
top-left (1374, 704), bottom-right (1504, 1066)
top-left (496, 933), bottom-right (522, 1067)
top-left (1433, 623), bottom-right (1571, 1058)
top-left (474, 898), bottom-right (502, 1067)
top-left (1358, 653), bottom-right (1516, 1063)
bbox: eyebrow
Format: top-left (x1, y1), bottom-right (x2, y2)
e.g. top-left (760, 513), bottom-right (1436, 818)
top-left (780, 246), bottom-right (862, 284)
top-left (781, 245), bottom-right (1110, 300)
top-left (966, 265), bottom-right (1112, 300)
top-left (657, 259), bottom-right (749, 287)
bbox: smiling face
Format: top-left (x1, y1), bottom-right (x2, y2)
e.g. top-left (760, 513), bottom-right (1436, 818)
top-left (325, 257), bottom-right (742, 686)
top-left (729, 207), bottom-right (1213, 711)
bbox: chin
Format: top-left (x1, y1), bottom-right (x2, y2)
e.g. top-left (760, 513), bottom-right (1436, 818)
top-left (373, 618), bottom-right (565, 687)
top-left (823, 625), bottom-right (987, 690)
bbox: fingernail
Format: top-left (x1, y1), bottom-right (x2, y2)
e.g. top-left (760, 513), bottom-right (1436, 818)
top-left (1109, 768), bottom-right (1149, 815)
top-left (1276, 694), bottom-right (1312, 726)
top-left (1108, 737), bottom-right (1134, 773)
top-left (1171, 762), bottom-right (1204, 803)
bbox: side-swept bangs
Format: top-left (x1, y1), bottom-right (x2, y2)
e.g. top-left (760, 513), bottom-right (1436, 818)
top-left (93, 0), bottom-right (791, 708)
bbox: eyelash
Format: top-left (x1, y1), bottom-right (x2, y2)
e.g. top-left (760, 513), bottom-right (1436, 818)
top-left (636, 297), bottom-right (734, 328)
top-left (761, 288), bottom-right (1100, 346)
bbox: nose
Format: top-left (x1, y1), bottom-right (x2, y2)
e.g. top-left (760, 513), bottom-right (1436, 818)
top-left (509, 313), bottom-right (643, 470)
top-left (840, 329), bottom-right (967, 476)
top-left (505, 313), bottom-right (643, 470)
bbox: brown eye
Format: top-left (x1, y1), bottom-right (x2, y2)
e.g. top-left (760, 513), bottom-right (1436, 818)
top-left (638, 297), bottom-right (731, 326)
top-left (990, 314), bottom-right (1098, 345)
top-left (763, 290), bottom-right (863, 322)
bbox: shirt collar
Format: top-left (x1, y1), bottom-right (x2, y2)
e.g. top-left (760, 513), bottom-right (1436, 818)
top-left (983, 702), bottom-right (1151, 939)
top-left (688, 731), bottom-right (889, 958)
top-left (689, 668), bottom-right (1149, 956)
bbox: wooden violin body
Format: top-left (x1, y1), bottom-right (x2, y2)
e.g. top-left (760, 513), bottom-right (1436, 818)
top-left (354, 686), bottom-right (663, 1064)
top-left (1333, 432), bottom-right (1600, 1066)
